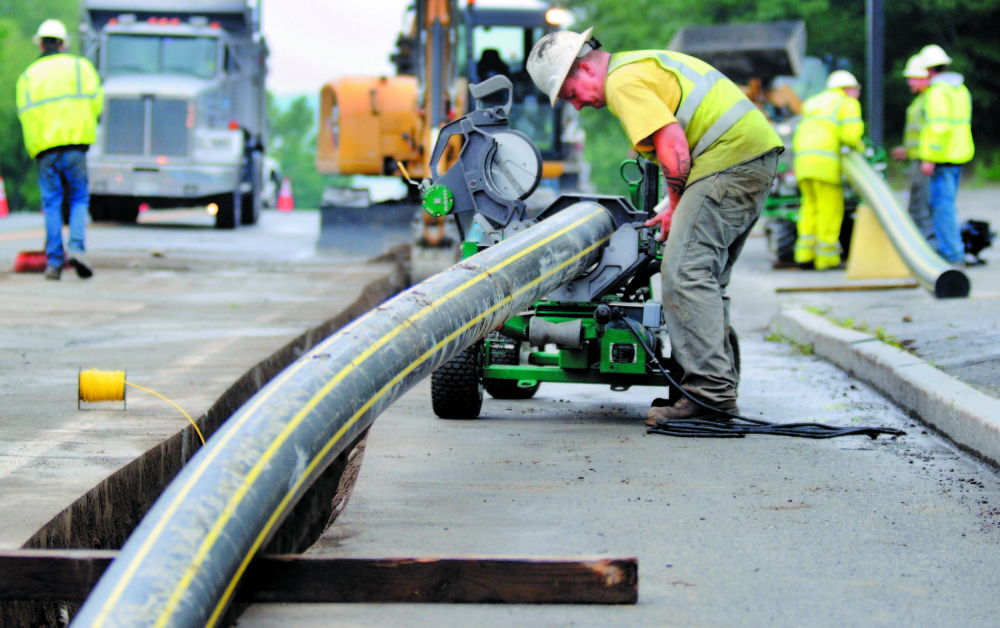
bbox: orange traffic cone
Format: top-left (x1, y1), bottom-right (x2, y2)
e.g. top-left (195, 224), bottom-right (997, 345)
top-left (276, 178), bottom-right (294, 212)
top-left (0, 177), bottom-right (9, 218)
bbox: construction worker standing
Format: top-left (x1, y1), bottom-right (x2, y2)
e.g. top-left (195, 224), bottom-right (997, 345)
top-left (791, 70), bottom-right (865, 270)
top-left (917, 44), bottom-right (974, 265)
top-left (526, 29), bottom-right (783, 425)
top-left (891, 55), bottom-right (934, 247)
top-left (16, 19), bottom-right (103, 280)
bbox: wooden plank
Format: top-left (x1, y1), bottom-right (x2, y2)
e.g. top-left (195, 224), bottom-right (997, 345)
top-left (0, 550), bottom-right (116, 601)
top-left (776, 281), bottom-right (918, 293)
top-left (0, 551), bottom-right (638, 605)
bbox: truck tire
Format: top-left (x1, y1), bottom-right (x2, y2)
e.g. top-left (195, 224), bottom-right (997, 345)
top-left (766, 217), bottom-right (797, 264)
top-left (483, 334), bottom-right (538, 400)
top-left (431, 342), bottom-right (484, 419)
top-left (241, 151), bottom-right (263, 226)
top-left (214, 192), bottom-right (239, 230)
top-left (89, 195), bottom-right (118, 222)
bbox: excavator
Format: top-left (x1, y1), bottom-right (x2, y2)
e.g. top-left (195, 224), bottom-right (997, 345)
top-left (315, 0), bottom-right (585, 255)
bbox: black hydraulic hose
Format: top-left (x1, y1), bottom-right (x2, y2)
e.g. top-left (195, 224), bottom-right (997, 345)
top-left (72, 202), bottom-right (615, 628)
top-left (618, 315), bottom-right (906, 440)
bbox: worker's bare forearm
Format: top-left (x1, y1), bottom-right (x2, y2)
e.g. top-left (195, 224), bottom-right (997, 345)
top-left (652, 123), bottom-right (691, 202)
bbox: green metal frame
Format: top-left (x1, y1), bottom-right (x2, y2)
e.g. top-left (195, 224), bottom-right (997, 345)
top-left (467, 158), bottom-right (672, 392)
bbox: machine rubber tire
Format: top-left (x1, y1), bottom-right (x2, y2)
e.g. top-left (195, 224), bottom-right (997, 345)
top-left (241, 151), bottom-right (263, 226)
top-left (483, 334), bottom-right (539, 400)
top-left (431, 342), bottom-right (484, 419)
top-left (215, 192), bottom-right (239, 230)
top-left (766, 217), bottom-right (797, 264)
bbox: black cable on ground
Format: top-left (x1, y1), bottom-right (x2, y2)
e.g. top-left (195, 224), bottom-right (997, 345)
top-left (618, 315), bottom-right (906, 440)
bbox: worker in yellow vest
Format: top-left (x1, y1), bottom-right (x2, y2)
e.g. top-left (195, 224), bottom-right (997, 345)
top-left (917, 45), bottom-right (974, 265)
top-left (791, 70), bottom-right (865, 270)
top-left (527, 28), bottom-right (783, 425)
top-left (891, 55), bottom-right (934, 247)
top-left (16, 19), bottom-right (103, 280)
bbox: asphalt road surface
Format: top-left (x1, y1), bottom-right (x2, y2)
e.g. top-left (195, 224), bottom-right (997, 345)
top-left (242, 223), bottom-right (1000, 627)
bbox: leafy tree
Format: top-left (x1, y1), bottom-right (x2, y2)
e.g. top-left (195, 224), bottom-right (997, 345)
top-left (0, 0), bottom-right (78, 211)
top-left (266, 93), bottom-right (349, 209)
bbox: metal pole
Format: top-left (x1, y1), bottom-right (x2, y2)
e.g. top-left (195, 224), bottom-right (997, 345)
top-left (72, 202), bottom-right (616, 628)
top-left (866, 0), bottom-right (884, 147)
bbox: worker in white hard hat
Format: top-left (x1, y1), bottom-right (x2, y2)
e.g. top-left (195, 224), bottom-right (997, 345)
top-left (527, 29), bottom-right (783, 425)
top-left (916, 44), bottom-right (974, 265)
top-left (16, 19), bottom-right (103, 280)
top-left (791, 70), bottom-right (865, 270)
top-left (891, 55), bottom-right (935, 248)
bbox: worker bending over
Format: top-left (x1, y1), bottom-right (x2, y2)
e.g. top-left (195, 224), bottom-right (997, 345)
top-left (917, 45), bottom-right (974, 265)
top-left (792, 70), bottom-right (864, 270)
top-left (16, 19), bottom-right (103, 281)
top-left (891, 55), bottom-right (934, 248)
top-left (527, 29), bottom-right (782, 424)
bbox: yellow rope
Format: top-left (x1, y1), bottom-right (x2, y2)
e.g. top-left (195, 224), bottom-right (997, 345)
top-left (79, 369), bottom-right (206, 445)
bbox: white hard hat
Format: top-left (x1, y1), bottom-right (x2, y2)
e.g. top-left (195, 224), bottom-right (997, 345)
top-left (33, 19), bottom-right (68, 45)
top-left (527, 27), bottom-right (595, 106)
top-left (903, 55), bottom-right (928, 79)
top-left (919, 44), bottom-right (952, 68)
top-left (826, 70), bottom-right (859, 90)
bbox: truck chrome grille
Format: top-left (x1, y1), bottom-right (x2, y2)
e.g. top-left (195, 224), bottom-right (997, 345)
top-left (105, 98), bottom-right (190, 157)
top-left (151, 100), bottom-right (189, 156)
top-left (105, 98), bottom-right (144, 155)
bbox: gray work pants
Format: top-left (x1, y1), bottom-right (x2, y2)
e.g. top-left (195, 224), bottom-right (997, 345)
top-left (661, 150), bottom-right (779, 404)
top-left (907, 160), bottom-right (935, 248)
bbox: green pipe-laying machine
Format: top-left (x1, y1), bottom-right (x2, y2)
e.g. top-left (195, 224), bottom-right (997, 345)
top-left (414, 76), bottom-right (739, 419)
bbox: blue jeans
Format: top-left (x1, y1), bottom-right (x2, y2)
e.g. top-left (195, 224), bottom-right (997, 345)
top-left (928, 164), bottom-right (963, 263)
top-left (38, 148), bottom-right (89, 268)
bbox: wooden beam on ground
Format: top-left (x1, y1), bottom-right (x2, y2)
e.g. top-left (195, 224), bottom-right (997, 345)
top-left (776, 281), bottom-right (919, 293)
top-left (0, 551), bottom-right (638, 605)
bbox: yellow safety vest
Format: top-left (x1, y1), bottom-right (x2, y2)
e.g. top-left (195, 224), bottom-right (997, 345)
top-left (16, 54), bottom-right (103, 159)
top-left (792, 88), bottom-right (864, 185)
top-left (904, 93), bottom-right (925, 161)
top-left (607, 50), bottom-right (760, 161)
top-left (920, 74), bottom-right (974, 164)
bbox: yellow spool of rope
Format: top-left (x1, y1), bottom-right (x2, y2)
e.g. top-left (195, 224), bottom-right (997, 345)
top-left (79, 368), bottom-right (206, 445)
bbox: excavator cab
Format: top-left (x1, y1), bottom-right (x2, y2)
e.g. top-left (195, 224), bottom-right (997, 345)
top-left (464, 7), bottom-right (570, 176)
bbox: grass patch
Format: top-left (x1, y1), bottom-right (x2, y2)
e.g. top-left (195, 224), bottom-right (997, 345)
top-left (766, 331), bottom-right (814, 355)
top-left (823, 313), bottom-right (912, 352)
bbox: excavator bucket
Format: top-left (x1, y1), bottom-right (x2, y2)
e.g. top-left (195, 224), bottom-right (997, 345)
top-left (317, 187), bottom-right (417, 257)
top-left (668, 20), bottom-right (806, 85)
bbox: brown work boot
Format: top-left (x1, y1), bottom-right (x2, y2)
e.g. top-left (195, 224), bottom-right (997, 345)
top-left (645, 396), bottom-right (739, 427)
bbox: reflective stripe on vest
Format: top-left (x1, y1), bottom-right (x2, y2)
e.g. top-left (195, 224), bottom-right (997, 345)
top-left (608, 51), bottom-right (755, 159)
top-left (18, 57), bottom-right (98, 114)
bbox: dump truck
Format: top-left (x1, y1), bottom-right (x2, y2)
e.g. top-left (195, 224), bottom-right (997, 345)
top-left (80, 0), bottom-right (268, 229)
top-left (670, 21), bottom-right (885, 266)
top-left (315, 1), bottom-right (584, 253)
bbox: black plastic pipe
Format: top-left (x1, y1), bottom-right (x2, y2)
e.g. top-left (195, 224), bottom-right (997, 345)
top-left (72, 201), bottom-right (615, 628)
top-left (842, 152), bottom-right (969, 298)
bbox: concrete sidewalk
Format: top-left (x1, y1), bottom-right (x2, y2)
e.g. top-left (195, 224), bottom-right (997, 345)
top-left (0, 211), bottom-right (406, 551)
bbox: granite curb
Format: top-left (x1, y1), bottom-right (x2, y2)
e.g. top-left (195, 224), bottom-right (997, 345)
top-left (770, 307), bottom-right (1000, 468)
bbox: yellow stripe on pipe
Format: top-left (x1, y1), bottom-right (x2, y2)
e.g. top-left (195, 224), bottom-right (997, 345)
top-left (204, 233), bottom-right (612, 628)
top-left (93, 207), bottom-right (608, 627)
